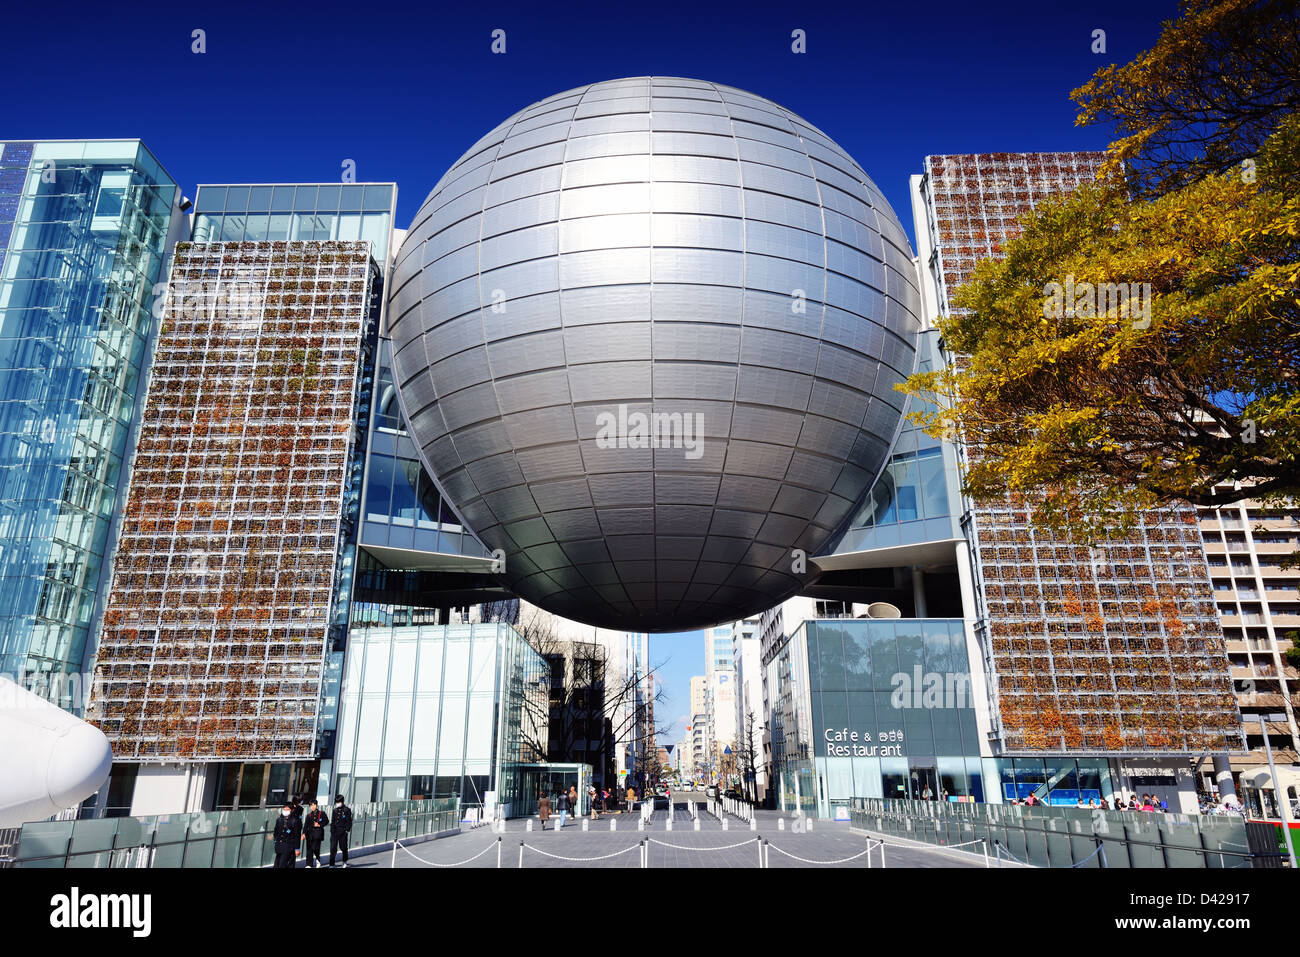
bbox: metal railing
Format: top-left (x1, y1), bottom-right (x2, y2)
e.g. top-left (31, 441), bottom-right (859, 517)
top-left (0, 827), bottom-right (20, 868)
top-left (849, 798), bottom-right (1280, 869)
top-left (9, 798), bottom-right (459, 869)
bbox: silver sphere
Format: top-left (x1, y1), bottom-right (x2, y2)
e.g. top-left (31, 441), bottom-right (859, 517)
top-left (389, 77), bottom-right (921, 631)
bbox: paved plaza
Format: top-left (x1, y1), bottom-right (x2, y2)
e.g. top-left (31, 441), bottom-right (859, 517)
top-left (362, 805), bottom-right (986, 869)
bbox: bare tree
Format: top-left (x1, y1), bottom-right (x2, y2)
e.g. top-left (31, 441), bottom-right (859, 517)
top-left (737, 708), bottom-right (760, 803)
top-left (511, 608), bottom-right (670, 790)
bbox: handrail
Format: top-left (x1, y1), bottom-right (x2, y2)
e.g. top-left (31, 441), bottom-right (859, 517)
top-left (10, 798), bottom-right (460, 869)
top-left (848, 798), bottom-right (1276, 869)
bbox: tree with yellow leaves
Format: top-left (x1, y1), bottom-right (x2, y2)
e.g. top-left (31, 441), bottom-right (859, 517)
top-left (900, 0), bottom-right (1300, 543)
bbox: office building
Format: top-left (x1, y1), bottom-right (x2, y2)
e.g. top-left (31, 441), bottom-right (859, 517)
top-left (0, 140), bottom-right (185, 709)
top-left (87, 184), bottom-right (393, 812)
top-left (757, 152), bottom-right (1243, 818)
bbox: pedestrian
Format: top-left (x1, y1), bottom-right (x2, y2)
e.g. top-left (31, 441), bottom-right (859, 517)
top-left (626, 785), bottom-right (636, 814)
top-left (273, 802), bottom-right (301, 869)
top-left (302, 798), bottom-right (328, 868)
top-left (328, 793), bottom-right (353, 868)
top-left (588, 784), bottom-right (599, 819)
top-left (601, 787), bottom-right (610, 813)
top-left (557, 789), bottom-right (570, 828)
top-left (538, 790), bottom-right (552, 830)
top-left (568, 785), bottom-right (579, 819)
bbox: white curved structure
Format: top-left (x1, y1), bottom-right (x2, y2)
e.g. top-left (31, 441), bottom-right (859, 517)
top-left (0, 677), bottom-right (113, 828)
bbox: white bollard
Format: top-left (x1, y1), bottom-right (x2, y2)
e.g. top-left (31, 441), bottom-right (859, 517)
top-left (526, 819), bottom-right (533, 831)
top-left (693, 819), bottom-right (700, 831)
top-left (750, 818), bottom-right (757, 831)
top-left (806, 820), bottom-right (814, 832)
top-left (722, 818), bottom-right (728, 831)
top-left (666, 818), bottom-right (673, 831)
top-left (610, 819), bottom-right (617, 832)
top-left (582, 819), bottom-right (588, 831)
top-left (637, 818), bottom-right (645, 832)
top-left (778, 818), bottom-right (785, 831)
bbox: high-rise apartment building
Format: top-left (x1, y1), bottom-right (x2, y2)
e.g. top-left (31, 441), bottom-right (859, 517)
top-left (0, 140), bottom-right (185, 709)
top-left (1198, 489), bottom-right (1300, 813)
top-left (689, 674), bottom-right (707, 780)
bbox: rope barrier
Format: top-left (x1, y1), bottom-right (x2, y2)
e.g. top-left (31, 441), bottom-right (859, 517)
top-left (993, 842), bottom-right (1029, 866)
top-left (766, 842), bottom-right (877, 865)
top-left (646, 837), bottom-right (759, 851)
top-left (520, 842), bottom-right (643, 863)
top-left (1066, 843), bottom-right (1106, 869)
top-left (941, 838), bottom-right (986, 850)
top-left (394, 839), bottom-right (497, 868)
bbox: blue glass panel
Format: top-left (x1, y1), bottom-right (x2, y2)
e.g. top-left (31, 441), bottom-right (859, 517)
top-left (339, 186), bottom-right (365, 211)
top-left (197, 186), bottom-right (226, 211)
top-left (363, 185), bottom-right (393, 209)
top-left (317, 185), bottom-right (341, 210)
top-left (271, 186), bottom-right (295, 211)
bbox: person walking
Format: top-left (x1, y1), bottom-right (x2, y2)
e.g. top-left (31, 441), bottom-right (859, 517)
top-left (588, 784), bottom-right (599, 819)
top-left (538, 790), bottom-right (552, 830)
top-left (557, 789), bottom-right (570, 829)
top-left (328, 794), bottom-right (353, 868)
top-left (273, 802), bottom-right (301, 869)
top-left (302, 798), bottom-right (328, 869)
top-left (626, 784), bottom-right (636, 815)
top-left (568, 785), bottom-right (580, 820)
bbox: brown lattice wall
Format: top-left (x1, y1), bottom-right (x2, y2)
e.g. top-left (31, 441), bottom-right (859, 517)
top-left (89, 240), bottom-right (373, 761)
top-left (923, 153), bottom-right (1243, 754)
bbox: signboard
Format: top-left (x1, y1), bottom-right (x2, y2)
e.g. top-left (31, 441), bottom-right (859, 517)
top-left (822, 727), bottom-right (905, 757)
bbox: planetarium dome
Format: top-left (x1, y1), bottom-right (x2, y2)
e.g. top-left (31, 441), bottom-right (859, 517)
top-left (388, 77), bottom-right (922, 632)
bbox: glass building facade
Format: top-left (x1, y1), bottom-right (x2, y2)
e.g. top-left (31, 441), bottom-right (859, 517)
top-left (831, 330), bottom-right (963, 555)
top-left (331, 621), bottom-right (547, 809)
top-left (192, 184), bottom-right (396, 265)
top-left (766, 617), bottom-right (983, 818)
top-left (359, 338), bottom-right (490, 561)
top-left (0, 140), bottom-right (179, 706)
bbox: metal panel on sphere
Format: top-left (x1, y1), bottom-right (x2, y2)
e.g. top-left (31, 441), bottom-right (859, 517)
top-left (389, 77), bottom-right (922, 631)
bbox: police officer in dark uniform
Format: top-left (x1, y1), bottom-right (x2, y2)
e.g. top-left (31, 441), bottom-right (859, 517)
top-left (302, 798), bottom-right (329, 868)
top-left (273, 802), bottom-right (301, 869)
top-left (328, 793), bottom-right (353, 868)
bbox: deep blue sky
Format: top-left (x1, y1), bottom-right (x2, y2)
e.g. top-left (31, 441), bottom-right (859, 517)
top-left (4, 0), bottom-right (1179, 741)
top-left (8, 0), bottom-right (1177, 251)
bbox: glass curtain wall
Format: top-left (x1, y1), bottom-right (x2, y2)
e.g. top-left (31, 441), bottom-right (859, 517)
top-left (832, 330), bottom-right (963, 555)
top-left (0, 140), bottom-right (178, 707)
top-left (192, 184), bottom-right (395, 266)
top-left (332, 621), bottom-right (546, 810)
top-left (768, 618), bottom-right (984, 818)
top-left (359, 339), bottom-right (488, 559)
